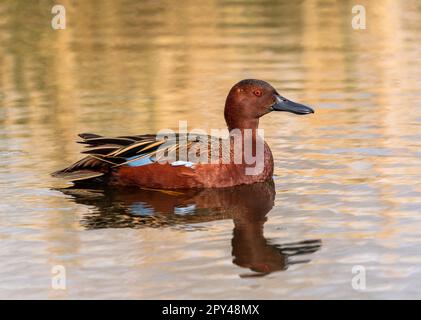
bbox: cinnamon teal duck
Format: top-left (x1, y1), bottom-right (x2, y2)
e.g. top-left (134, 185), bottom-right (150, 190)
top-left (52, 79), bottom-right (314, 189)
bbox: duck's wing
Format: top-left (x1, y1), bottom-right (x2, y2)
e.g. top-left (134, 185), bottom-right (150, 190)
top-left (52, 132), bottom-right (229, 183)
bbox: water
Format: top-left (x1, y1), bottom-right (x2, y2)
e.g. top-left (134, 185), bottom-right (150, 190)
top-left (0, 0), bottom-right (421, 299)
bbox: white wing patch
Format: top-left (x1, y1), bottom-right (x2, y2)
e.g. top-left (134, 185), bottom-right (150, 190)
top-left (170, 161), bottom-right (196, 168)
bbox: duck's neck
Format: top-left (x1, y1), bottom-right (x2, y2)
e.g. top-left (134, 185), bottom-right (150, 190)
top-left (226, 118), bottom-right (259, 134)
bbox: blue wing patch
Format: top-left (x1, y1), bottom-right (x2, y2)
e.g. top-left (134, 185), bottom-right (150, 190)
top-left (125, 155), bottom-right (155, 167)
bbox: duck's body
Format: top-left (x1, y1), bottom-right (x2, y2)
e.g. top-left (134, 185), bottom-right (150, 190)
top-left (53, 79), bottom-right (314, 189)
top-left (113, 144), bottom-right (274, 189)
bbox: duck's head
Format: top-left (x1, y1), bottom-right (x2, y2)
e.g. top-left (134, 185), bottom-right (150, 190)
top-left (224, 79), bottom-right (314, 130)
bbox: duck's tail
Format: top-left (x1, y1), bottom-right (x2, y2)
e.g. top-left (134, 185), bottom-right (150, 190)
top-left (51, 132), bottom-right (162, 185)
top-left (51, 133), bottom-right (116, 184)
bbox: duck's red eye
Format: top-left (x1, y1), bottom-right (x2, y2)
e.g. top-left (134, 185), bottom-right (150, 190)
top-left (253, 90), bottom-right (262, 97)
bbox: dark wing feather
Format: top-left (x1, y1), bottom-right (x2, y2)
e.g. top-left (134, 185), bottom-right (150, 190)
top-left (78, 137), bottom-right (137, 147)
top-left (81, 145), bottom-right (123, 155)
top-left (78, 133), bottom-right (102, 140)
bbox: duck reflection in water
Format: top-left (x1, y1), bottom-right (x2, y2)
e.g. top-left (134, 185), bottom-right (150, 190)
top-left (58, 180), bottom-right (321, 277)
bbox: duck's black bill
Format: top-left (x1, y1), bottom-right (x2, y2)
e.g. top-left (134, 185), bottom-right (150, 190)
top-left (272, 96), bottom-right (314, 115)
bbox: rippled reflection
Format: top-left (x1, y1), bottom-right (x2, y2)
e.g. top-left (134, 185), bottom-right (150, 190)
top-left (58, 181), bottom-right (321, 276)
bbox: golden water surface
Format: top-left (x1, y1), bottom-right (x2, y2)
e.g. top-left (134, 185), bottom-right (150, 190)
top-left (0, 0), bottom-right (421, 299)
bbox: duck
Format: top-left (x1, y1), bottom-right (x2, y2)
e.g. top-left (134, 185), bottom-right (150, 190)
top-left (52, 79), bottom-right (314, 189)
